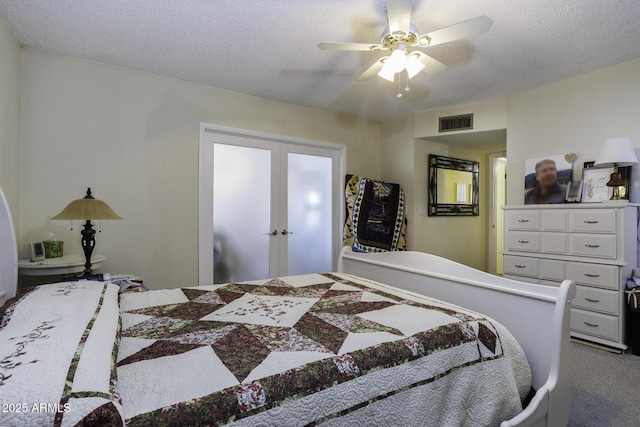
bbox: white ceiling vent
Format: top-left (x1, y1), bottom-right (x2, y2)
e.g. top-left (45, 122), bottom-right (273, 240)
top-left (439, 114), bottom-right (473, 132)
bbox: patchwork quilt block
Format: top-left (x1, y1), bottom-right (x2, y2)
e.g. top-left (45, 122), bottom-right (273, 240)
top-left (118, 273), bottom-right (530, 426)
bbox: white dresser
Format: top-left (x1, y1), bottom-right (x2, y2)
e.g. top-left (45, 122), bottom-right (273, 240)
top-left (502, 202), bottom-right (638, 351)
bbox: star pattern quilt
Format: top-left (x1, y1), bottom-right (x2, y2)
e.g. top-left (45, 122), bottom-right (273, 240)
top-left (118, 273), bottom-right (531, 426)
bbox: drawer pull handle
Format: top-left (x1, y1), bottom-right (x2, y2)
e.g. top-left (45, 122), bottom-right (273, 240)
top-left (514, 265), bottom-right (527, 268)
top-left (518, 240), bottom-right (530, 244)
top-left (583, 220), bottom-right (599, 224)
top-left (585, 244), bottom-right (600, 248)
top-left (583, 322), bottom-right (599, 328)
top-left (584, 298), bottom-right (600, 303)
top-left (584, 273), bottom-right (600, 278)
top-left (518, 219), bottom-right (530, 223)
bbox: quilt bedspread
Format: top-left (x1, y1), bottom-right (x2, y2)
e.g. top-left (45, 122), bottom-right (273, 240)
top-left (118, 273), bottom-right (531, 426)
top-left (0, 282), bottom-right (123, 427)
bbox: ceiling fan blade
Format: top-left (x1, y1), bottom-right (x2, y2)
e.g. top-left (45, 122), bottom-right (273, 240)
top-left (386, 0), bottom-right (413, 34)
top-left (414, 51), bottom-right (448, 75)
top-left (420, 16), bottom-right (493, 47)
top-left (357, 58), bottom-right (387, 81)
top-left (318, 42), bottom-right (384, 51)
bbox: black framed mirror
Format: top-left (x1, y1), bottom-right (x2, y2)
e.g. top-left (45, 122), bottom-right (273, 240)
top-left (428, 154), bottom-right (479, 216)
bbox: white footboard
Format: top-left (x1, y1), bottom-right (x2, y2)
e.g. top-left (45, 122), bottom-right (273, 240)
top-left (338, 247), bottom-right (576, 427)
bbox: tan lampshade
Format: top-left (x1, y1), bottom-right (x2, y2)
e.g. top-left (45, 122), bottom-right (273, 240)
top-left (52, 199), bottom-right (122, 220)
top-left (52, 189), bottom-right (122, 221)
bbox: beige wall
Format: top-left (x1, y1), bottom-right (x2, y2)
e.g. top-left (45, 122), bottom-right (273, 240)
top-left (380, 98), bottom-right (504, 271)
top-left (507, 57), bottom-right (640, 204)
top-left (14, 41), bottom-right (640, 287)
top-left (414, 98), bottom-right (508, 139)
top-left (19, 49), bottom-right (381, 289)
top-left (379, 112), bottom-right (489, 270)
top-left (413, 140), bottom-right (488, 271)
top-left (391, 58), bottom-right (640, 271)
top-left (380, 114), bottom-right (416, 247)
top-left (0, 13), bottom-right (21, 232)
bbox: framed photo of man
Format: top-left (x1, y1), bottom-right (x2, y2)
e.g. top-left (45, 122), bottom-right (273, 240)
top-left (524, 154), bottom-right (573, 204)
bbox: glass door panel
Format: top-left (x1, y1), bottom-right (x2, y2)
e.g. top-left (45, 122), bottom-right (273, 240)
top-left (286, 152), bottom-right (333, 275)
top-left (213, 143), bottom-right (272, 283)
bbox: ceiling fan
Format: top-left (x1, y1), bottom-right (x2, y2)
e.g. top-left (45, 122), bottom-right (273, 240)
top-left (318, 0), bottom-right (492, 91)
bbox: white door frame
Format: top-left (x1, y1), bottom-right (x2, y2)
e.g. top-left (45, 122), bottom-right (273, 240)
top-left (198, 123), bottom-right (346, 285)
top-left (487, 152), bottom-right (507, 275)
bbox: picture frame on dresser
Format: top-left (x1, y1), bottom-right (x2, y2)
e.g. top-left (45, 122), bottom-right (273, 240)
top-left (581, 166), bottom-right (613, 202)
top-left (582, 161), bottom-right (631, 201)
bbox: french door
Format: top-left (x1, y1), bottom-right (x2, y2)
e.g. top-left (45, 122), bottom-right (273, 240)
top-left (199, 124), bottom-right (344, 284)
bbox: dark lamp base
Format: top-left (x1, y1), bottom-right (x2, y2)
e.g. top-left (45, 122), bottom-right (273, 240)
top-left (606, 172), bottom-right (625, 187)
top-left (606, 171), bottom-right (626, 201)
top-left (80, 219), bottom-right (96, 275)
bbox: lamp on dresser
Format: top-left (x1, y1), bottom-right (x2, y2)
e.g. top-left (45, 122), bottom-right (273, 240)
top-left (594, 137), bottom-right (639, 200)
top-left (52, 188), bottom-right (122, 275)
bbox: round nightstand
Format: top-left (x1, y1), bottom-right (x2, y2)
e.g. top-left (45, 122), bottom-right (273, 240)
top-left (18, 254), bottom-right (106, 276)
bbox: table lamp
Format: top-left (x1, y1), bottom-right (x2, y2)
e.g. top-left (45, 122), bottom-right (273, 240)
top-left (594, 137), bottom-right (639, 200)
top-left (51, 188), bottom-right (122, 275)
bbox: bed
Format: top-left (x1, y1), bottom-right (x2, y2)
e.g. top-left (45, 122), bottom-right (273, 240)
top-left (0, 186), bottom-right (575, 426)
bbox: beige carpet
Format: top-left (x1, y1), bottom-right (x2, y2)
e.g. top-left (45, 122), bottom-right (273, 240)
top-left (568, 342), bottom-right (640, 426)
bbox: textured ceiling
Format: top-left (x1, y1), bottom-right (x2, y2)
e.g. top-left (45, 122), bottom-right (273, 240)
top-left (2, 1), bottom-right (640, 122)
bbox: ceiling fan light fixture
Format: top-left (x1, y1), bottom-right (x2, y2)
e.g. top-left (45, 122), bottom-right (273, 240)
top-left (386, 47), bottom-right (407, 73)
top-left (319, 4), bottom-right (493, 91)
top-left (377, 61), bottom-right (397, 82)
top-left (405, 53), bottom-right (425, 78)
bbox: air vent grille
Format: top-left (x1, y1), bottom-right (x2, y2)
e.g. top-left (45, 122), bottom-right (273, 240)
top-left (439, 114), bottom-right (473, 132)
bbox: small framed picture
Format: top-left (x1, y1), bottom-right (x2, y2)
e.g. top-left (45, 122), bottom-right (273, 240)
top-left (30, 241), bottom-right (45, 262)
top-left (584, 161), bottom-right (631, 200)
top-left (582, 167), bottom-right (613, 202)
top-left (455, 183), bottom-right (468, 203)
top-left (566, 181), bottom-right (583, 202)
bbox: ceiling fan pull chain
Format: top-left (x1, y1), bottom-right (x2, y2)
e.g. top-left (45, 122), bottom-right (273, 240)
top-left (397, 73), bottom-right (402, 98)
top-left (405, 70), bottom-right (411, 93)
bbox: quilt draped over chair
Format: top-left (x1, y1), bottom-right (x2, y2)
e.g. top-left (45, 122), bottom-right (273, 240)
top-left (344, 174), bottom-right (407, 252)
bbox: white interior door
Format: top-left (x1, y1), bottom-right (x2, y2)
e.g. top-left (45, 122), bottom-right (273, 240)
top-left (282, 147), bottom-right (337, 276)
top-left (212, 141), bottom-right (278, 283)
top-left (199, 124), bottom-right (344, 285)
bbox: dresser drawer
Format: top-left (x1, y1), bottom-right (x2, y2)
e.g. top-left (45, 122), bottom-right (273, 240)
top-left (539, 259), bottom-right (565, 281)
top-left (569, 210), bottom-right (616, 233)
top-left (541, 210), bottom-right (568, 231)
top-left (541, 233), bottom-right (568, 254)
top-left (573, 285), bottom-right (619, 315)
top-left (506, 211), bottom-right (540, 230)
top-left (571, 308), bottom-right (618, 341)
top-left (565, 262), bottom-right (618, 289)
top-left (506, 231), bottom-right (540, 252)
top-left (569, 234), bottom-right (616, 259)
top-left (503, 255), bottom-right (538, 278)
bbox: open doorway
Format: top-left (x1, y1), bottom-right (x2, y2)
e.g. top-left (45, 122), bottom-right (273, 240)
top-left (488, 153), bottom-right (507, 275)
